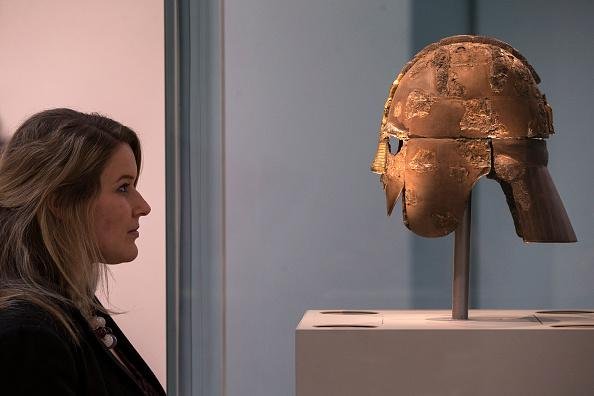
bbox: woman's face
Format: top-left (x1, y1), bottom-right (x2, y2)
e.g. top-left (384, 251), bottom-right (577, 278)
top-left (92, 143), bottom-right (151, 264)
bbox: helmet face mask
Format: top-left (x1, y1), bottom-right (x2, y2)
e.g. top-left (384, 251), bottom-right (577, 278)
top-left (372, 35), bottom-right (576, 242)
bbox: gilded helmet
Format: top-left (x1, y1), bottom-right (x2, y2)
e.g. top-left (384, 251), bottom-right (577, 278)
top-left (371, 35), bottom-right (576, 242)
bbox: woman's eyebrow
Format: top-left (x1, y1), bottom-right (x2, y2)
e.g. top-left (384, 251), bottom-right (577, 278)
top-left (115, 175), bottom-right (136, 183)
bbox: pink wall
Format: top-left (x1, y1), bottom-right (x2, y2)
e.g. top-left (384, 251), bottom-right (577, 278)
top-left (0, 1), bottom-right (166, 387)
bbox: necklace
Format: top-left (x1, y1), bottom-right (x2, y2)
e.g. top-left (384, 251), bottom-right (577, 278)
top-left (89, 315), bottom-right (118, 349)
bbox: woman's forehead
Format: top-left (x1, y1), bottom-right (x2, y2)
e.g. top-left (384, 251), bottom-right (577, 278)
top-left (101, 144), bottom-right (138, 182)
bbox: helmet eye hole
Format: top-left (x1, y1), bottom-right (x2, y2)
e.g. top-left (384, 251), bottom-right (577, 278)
top-left (388, 136), bottom-right (403, 154)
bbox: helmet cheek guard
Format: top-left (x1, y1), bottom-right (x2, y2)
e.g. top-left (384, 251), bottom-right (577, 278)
top-left (402, 138), bottom-right (490, 237)
top-left (371, 35), bottom-right (576, 242)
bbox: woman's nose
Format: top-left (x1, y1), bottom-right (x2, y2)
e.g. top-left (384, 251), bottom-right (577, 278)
top-left (135, 191), bottom-right (151, 217)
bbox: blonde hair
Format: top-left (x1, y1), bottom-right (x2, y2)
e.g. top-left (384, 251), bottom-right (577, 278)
top-left (0, 108), bottom-right (142, 344)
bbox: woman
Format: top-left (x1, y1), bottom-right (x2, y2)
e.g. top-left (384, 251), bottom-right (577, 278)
top-left (0, 109), bottom-right (165, 395)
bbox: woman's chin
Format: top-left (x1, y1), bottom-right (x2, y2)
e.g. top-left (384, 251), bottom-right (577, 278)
top-left (102, 245), bottom-right (139, 265)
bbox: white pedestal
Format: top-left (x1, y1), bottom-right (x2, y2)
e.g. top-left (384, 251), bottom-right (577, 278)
top-left (296, 310), bottom-right (594, 396)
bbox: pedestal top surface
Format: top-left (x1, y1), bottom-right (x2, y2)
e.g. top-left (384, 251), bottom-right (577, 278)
top-left (297, 309), bottom-right (594, 330)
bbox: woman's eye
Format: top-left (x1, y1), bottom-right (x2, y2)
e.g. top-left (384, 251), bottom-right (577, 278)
top-left (117, 183), bottom-right (130, 193)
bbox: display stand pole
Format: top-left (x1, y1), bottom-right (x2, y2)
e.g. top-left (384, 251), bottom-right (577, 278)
top-left (452, 192), bottom-right (472, 320)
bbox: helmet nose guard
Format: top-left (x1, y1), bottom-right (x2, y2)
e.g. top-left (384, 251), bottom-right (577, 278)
top-left (371, 35), bottom-right (576, 242)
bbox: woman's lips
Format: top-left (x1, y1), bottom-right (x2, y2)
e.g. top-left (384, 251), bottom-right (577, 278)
top-left (128, 230), bottom-right (140, 238)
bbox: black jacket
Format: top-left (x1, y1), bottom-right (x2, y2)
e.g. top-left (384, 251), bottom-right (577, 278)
top-left (0, 299), bottom-right (166, 395)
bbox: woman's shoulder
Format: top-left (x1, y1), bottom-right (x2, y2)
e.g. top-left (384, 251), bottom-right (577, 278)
top-left (0, 300), bottom-right (83, 394)
top-left (0, 299), bottom-right (81, 367)
top-left (0, 299), bottom-right (76, 337)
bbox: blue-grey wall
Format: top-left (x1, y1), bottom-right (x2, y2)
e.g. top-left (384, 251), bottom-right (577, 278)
top-left (223, 1), bottom-right (594, 395)
top-left (225, 2), bottom-right (411, 395)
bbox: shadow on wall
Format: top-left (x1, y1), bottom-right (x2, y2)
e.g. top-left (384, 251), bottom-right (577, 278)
top-left (409, 0), bottom-right (476, 308)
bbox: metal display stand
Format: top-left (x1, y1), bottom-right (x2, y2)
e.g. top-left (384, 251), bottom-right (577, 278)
top-left (453, 193), bottom-right (471, 319)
